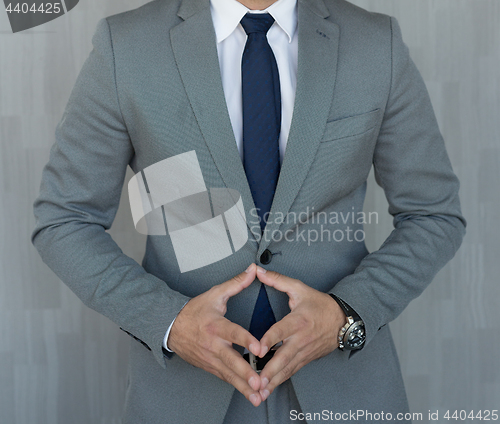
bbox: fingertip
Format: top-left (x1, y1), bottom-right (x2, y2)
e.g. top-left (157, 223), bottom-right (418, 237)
top-left (248, 376), bottom-right (260, 391)
top-left (256, 267), bottom-right (275, 286)
top-left (244, 265), bottom-right (257, 282)
top-left (237, 266), bottom-right (256, 289)
top-left (249, 393), bottom-right (261, 407)
top-left (245, 263), bottom-right (256, 274)
top-left (249, 342), bottom-right (260, 357)
top-left (259, 345), bottom-right (269, 358)
top-left (260, 389), bottom-right (270, 401)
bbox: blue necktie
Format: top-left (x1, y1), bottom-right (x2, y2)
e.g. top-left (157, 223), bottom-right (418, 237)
top-left (241, 13), bottom-right (280, 340)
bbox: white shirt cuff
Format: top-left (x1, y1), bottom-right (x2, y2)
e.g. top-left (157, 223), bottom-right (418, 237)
top-left (163, 301), bottom-right (189, 352)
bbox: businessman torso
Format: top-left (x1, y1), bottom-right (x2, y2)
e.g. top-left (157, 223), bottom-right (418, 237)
top-left (111, 0), bottom-right (403, 418)
top-left (32, 0), bottom-right (465, 422)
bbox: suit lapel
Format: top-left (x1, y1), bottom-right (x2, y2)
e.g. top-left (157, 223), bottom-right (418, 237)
top-left (258, 0), bottom-right (339, 255)
top-left (170, 0), bottom-right (259, 243)
top-left (171, 0), bottom-right (339, 253)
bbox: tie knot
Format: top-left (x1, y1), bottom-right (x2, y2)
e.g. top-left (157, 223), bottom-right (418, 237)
top-left (240, 13), bottom-right (275, 35)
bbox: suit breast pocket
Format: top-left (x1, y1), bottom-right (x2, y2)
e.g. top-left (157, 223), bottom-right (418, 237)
top-left (307, 109), bottom-right (383, 200)
top-left (321, 108), bottom-right (382, 143)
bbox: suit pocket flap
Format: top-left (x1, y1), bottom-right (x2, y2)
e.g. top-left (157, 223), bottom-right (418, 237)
top-left (321, 108), bottom-right (381, 142)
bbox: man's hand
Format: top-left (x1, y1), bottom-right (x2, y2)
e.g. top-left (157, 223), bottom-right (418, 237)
top-left (255, 266), bottom-right (346, 401)
top-left (168, 263), bottom-right (264, 406)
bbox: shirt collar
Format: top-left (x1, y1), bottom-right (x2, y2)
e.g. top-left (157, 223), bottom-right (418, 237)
top-left (210, 0), bottom-right (297, 44)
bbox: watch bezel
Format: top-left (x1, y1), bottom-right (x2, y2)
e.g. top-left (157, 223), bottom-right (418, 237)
top-left (338, 317), bottom-right (366, 351)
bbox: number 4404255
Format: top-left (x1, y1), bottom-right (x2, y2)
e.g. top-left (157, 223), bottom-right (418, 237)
top-left (5, 3), bottom-right (62, 14)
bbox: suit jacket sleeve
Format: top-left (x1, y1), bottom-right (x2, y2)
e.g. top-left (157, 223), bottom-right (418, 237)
top-left (31, 18), bottom-right (190, 369)
top-left (329, 17), bottom-right (466, 348)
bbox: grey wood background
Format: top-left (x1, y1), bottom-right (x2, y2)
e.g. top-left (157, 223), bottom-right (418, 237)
top-left (0, 0), bottom-right (498, 422)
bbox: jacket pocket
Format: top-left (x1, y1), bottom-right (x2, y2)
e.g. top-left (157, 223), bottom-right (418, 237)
top-left (321, 108), bottom-right (381, 142)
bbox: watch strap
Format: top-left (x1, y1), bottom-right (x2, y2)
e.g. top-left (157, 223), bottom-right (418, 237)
top-left (329, 294), bottom-right (360, 320)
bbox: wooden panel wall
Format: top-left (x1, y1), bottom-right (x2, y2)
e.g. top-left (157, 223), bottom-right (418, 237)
top-left (1, 1), bottom-right (498, 422)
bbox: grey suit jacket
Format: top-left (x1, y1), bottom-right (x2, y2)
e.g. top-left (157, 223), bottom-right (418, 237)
top-left (31, 0), bottom-right (466, 422)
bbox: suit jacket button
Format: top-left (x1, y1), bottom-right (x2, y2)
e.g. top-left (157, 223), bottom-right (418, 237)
top-left (260, 249), bottom-right (272, 265)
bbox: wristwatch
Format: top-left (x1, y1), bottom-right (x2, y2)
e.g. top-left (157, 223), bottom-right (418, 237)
top-left (329, 294), bottom-right (366, 351)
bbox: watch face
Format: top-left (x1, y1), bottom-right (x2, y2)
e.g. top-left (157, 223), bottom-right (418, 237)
top-left (345, 322), bottom-right (366, 349)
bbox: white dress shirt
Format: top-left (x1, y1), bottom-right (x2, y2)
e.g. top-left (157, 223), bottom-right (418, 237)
top-left (164, 0), bottom-right (298, 352)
